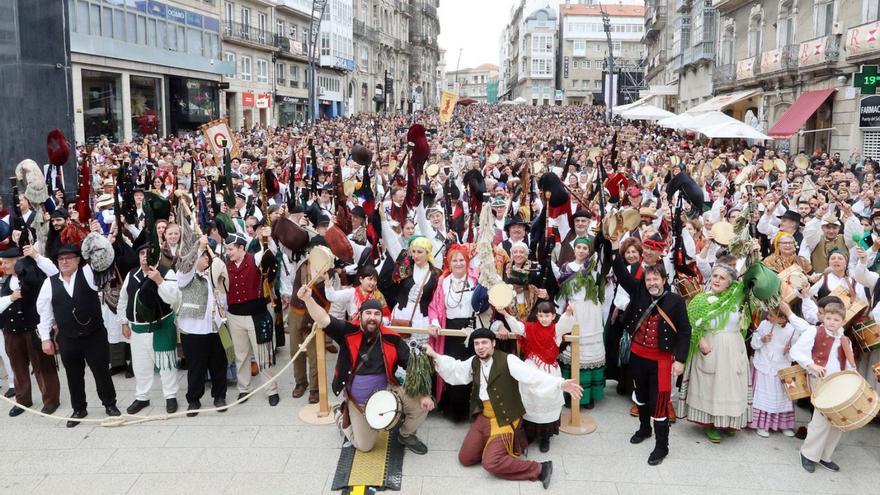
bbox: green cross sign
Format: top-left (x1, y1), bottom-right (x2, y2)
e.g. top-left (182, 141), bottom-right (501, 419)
top-left (855, 65), bottom-right (880, 95)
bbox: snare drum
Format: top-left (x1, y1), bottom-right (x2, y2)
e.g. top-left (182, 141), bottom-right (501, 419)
top-left (675, 276), bottom-right (703, 302)
top-left (811, 370), bottom-right (880, 432)
top-left (778, 364), bottom-right (811, 400)
top-left (364, 390), bottom-right (403, 431)
top-left (852, 319), bottom-right (880, 352)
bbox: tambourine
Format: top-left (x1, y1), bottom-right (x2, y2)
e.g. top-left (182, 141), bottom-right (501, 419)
top-left (453, 137), bottom-right (463, 148)
top-left (488, 153), bottom-right (500, 164)
top-left (711, 157), bottom-right (723, 169)
top-left (588, 147), bottom-right (603, 160)
top-left (488, 283), bottom-right (515, 311)
top-left (307, 245), bottom-right (336, 285)
top-left (795, 153), bottom-right (810, 170)
top-left (710, 221), bottom-right (734, 246)
top-left (425, 163), bottom-right (440, 178)
top-left (774, 158), bottom-right (787, 173)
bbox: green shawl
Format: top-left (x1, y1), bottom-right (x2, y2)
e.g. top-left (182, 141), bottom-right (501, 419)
top-left (685, 281), bottom-right (746, 364)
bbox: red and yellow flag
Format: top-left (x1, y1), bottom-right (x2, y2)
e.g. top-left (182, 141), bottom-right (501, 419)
top-left (439, 91), bottom-right (459, 122)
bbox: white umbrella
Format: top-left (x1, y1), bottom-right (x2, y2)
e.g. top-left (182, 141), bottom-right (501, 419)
top-left (513, 96), bottom-right (527, 104)
top-left (621, 104), bottom-right (675, 121)
top-left (658, 112), bottom-right (696, 130)
top-left (683, 111), bottom-right (741, 132)
top-left (698, 120), bottom-right (773, 140)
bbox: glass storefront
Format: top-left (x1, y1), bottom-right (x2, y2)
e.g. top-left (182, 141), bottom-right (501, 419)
top-left (168, 76), bottom-right (219, 136)
top-left (81, 69), bottom-right (123, 143)
top-left (276, 96), bottom-right (306, 126)
top-left (130, 75), bottom-right (162, 139)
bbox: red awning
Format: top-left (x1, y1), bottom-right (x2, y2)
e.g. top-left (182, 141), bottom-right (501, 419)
top-left (767, 89), bottom-right (835, 138)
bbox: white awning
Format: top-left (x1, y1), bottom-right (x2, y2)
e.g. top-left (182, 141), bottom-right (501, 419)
top-left (612, 95), bottom-right (654, 113)
top-left (687, 89), bottom-right (761, 114)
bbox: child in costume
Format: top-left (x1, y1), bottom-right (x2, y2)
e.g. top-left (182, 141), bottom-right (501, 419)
top-left (748, 308), bottom-right (797, 438)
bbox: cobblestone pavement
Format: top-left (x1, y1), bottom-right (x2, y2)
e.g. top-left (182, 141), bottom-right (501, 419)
top-left (0, 348), bottom-right (877, 495)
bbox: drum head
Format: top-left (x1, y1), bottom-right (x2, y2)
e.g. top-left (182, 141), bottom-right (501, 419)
top-left (307, 245), bottom-right (335, 279)
top-left (425, 163), bottom-right (440, 177)
top-left (488, 283), bottom-right (515, 309)
top-left (813, 371), bottom-right (862, 409)
top-left (364, 390), bottom-right (400, 430)
top-left (453, 137), bottom-right (463, 148)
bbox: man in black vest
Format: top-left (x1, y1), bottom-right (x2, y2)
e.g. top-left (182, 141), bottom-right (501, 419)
top-left (0, 245), bottom-right (60, 417)
top-left (36, 243), bottom-right (120, 427)
top-left (425, 329), bottom-right (583, 489)
top-left (117, 241), bottom-right (181, 414)
top-left (611, 243), bottom-right (691, 466)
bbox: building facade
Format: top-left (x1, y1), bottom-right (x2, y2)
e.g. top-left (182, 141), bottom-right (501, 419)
top-left (68, 0), bottom-right (232, 143)
top-left (351, 0), bottom-right (411, 115)
top-left (516, 5), bottom-right (558, 105)
top-left (444, 63), bottom-right (499, 103)
top-left (408, 0), bottom-right (441, 112)
top-left (273, 0), bottom-right (312, 126)
top-left (558, 3), bottom-right (646, 106)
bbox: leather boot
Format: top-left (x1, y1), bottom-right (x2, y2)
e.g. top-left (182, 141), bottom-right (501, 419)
top-left (648, 420), bottom-right (669, 466)
top-left (630, 404), bottom-right (652, 444)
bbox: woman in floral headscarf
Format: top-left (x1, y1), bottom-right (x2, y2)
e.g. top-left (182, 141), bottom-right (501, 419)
top-left (554, 236), bottom-right (605, 408)
top-left (678, 263), bottom-right (751, 443)
top-left (427, 244), bottom-right (478, 422)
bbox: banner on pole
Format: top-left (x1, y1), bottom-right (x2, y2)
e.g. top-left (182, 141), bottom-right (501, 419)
top-left (199, 118), bottom-right (240, 161)
top-left (439, 91), bottom-right (459, 122)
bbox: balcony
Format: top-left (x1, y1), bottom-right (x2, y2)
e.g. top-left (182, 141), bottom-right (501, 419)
top-left (275, 35), bottom-right (309, 60)
top-left (713, 63), bottom-right (736, 90)
top-left (353, 19), bottom-right (366, 37)
top-left (712, 0), bottom-right (755, 12)
top-left (675, 0), bottom-right (691, 13)
top-left (423, 3), bottom-right (438, 19)
top-left (645, 4), bottom-right (667, 38)
top-left (646, 49), bottom-right (666, 80)
top-left (735, 57), bottom-right (760, 81)
top-left (222, 21), bottom-right (277, 50)
top-left (671, 52), bottom-right (684, 73)
top-left (758, 44), bottom-right (799, 78)
top-left (798, 34), bottom-right (841, 72)
top-left (397, 0), bottom-right (411, 17)
top-left (846, 20), bottom-right (880, 62)
top-left (683, 41), bottom-right (715, 66)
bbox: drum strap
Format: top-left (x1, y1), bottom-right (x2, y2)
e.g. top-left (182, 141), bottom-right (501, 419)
top-left (345, 335), bottom-right (383, 414)
top-left (657, 307), bottom-right (676, 333)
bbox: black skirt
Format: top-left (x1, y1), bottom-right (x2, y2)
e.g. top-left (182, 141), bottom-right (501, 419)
top-left (437, 317), bottom-right (474, 423)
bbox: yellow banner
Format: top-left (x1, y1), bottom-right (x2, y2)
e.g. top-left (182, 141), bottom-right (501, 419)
top-left (439, 91), bottom-right (459, 122)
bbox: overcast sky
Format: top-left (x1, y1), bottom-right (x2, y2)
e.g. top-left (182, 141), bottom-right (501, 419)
top-left (437, 0), bottom-right (518, 70)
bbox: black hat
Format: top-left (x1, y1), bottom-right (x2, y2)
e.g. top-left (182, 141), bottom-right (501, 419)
top-left (351, 205), bottom-right (366, 219)
top-left (49, 208), bottom-right (69, 219)
top-left (504, 214), bottom-right (530, 233)
top-left (0, 246), bottom-right (22, 258)
top-left (359, 299), bottom-right (383, 313)
top-left (469, 328), bottom-right (496, 344)
top-left (572, 209), bottom-right (591, 220)
top-left (55, 244), bottom-right (81, 257)
top-left (133, 231), bottom-right (151, 253)
top-left (289, 202), bottom-right (305, 214)
top-left (777, 210), bottom-right (803, 226)
top-left (315, 214), bottom-right (331, 227)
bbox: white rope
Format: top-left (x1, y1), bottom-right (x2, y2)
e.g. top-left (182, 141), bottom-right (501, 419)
top-left (0, 331), bottom-right (317, 427)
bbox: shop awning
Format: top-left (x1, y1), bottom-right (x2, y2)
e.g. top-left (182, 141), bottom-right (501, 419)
top-left (767, 89), bottom-right (835, 138)
top-left (687, 89), bottom-right (761, 114)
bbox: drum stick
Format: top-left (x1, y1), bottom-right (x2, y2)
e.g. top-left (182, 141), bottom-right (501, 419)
top-left (386, 326), bottom-right (469, 337)
top-left (306, 261), bottom-right (334, 289)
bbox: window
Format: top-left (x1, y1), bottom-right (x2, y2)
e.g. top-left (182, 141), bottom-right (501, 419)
top-left (276, 20), bottom-right (284, 38)
top-left (584, 60), bottom-right (591, 69)
top-left (612, 41), bottom-right (622, 52)
top-left (531, 58), bottom-right (552, 76)
top-left (866, 0), bottom-right (880, 22)
top-left (721, 24), bottom-right (735, 65)
top-left (748, 10), bottom-right (763, 58)
top-left (290, 65), bottom-right (298, 87)
top-left (258, 13), bottom-right (267, 42)
top-left (241, 7), bottom-right (250, 29)
top-left (778, 1), bottom-right (795, 47)
top-left (359, 45), bottom-right (369, 71)
top-left (815, 0), bottom-right (835, 36)
top-left (321, 32), bottom-right (330, 56)
top-left (224, 2), bottom-right (234, 33)
top-left (276, 62), bottom-right (285, 84)
top-left (595, 80), bottom-right (602, 89)
top-left (532, 34), bottom-right (553, 55)
top-left (573, 60), bottom-right (579, 69)
top-left (240, 55), bottom-right (252, 81)
top-left (256, 59), bottom-right (269, 83)
top-left (224, 52), bottom-right (236, 79)
top-left (290, 24), bottom-right (297, 39)
top-left (573, 40), bottom-right (586, 57)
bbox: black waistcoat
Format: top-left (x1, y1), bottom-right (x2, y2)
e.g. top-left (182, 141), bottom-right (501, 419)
top-left (50, 268), bottom-right (104, 338)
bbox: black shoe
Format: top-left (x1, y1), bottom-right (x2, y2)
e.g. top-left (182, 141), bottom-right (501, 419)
top-left (4, 388), bottom-right (14, 398)
top-left (538, 461), bottom-right (553, 489)
top-left (397, 434), bottom-right (428, 455)
top-left (585, 400), bottom-right (595, 410)
top-left (105, 405), bottom-right (121, 417)
top-left (177, 358), bottom-right (188, 370)
top-left (67, 409), bottom-right (87, 428)
top-left (630, 429), bottom-right (652, 444)
top-left (214, 397), bottom-right (228, 412)
top-left (268, 394), bottom-right (280, 407)
top-left (801, 454), bottom-right (816, 473)
top-left (166, 398), bottom-right (178, 414)
top-left (647, 448), bottom-right (668, 466)
top-left (108, 365), bottom-right (126, 376)
top-left (819, 460), bottom-right (840, 472)
top-left (237, 392), bottom-right (249, 404)
top-left (539, 436), bottom-right (550, 453)
top-left (126, 399), bottom-right (150, 415)
top-left (124, 368), bottom-right (134, 379)
top-left (8, 405), bottom-right (25, 417)
top-left (186, 401), bottom-right (201, 417)
top-left (41, 403), bottom-right (60, 415)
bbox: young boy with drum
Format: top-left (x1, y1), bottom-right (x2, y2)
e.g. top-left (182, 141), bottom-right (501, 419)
top-left (781, 301), bottom-right (857, 473)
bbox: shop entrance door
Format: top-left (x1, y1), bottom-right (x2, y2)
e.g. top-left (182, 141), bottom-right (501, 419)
top-left (243, 109), bottom-right (253, 129)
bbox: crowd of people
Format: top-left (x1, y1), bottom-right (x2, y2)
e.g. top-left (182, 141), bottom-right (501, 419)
top-left (2, 103), bottom-right (879, 490)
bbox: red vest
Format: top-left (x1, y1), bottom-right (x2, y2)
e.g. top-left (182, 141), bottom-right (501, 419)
top-left (343, 327), bottom-right (400, 386)
top-left (811, 326), bottom-right (853, 371)
top-left (226, 253), bottom-right (262, 305)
